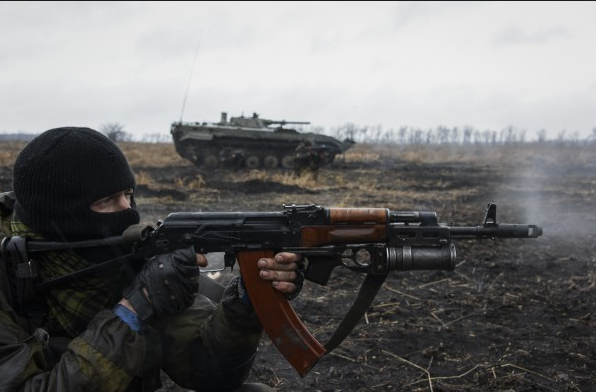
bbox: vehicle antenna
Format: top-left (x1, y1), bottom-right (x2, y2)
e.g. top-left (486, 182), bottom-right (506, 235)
top-left (180, 25), bottom-right (207, 122)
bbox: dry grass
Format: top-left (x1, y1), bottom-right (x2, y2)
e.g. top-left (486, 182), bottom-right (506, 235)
top-left (0, 141), bottom-right (27, 166)
top-left (346, 141), bottom-right (596, 167)
top-left (0, 141), bottom-right (189, 168)
top-left (116, 142), bottom-right (191, 167)
top-left (2, 141), bottom-right (595, 197)
top-left (245, 169), bottom-right (324, 189)
top-left (3, 140), bottom-right (590, 213)
top-left (174, 175), bottom-right (208, 191)
top-left (2, 140), bottom-right (594, 171)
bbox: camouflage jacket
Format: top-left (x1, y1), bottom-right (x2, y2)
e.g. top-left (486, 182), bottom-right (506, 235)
top-left (0, 192), bottom-right (263, 392)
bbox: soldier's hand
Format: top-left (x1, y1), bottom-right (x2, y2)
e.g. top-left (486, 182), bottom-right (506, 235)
top-left (121, 248), bottom-right (206, 321)
top-left (257, 252), bottom-right (304, 298)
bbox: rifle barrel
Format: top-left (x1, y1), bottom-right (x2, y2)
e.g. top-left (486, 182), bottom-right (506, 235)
top-left (449, 224), bottom-right (542, 239)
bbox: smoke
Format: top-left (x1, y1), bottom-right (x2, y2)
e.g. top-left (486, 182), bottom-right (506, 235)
top-left (490, 146), bottom-right (596, 240)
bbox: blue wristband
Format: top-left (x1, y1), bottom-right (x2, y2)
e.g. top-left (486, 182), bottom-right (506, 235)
top-left (113, 304), bottom-right (142, 332)
top-left (238, 276), bottom-right (252, 306)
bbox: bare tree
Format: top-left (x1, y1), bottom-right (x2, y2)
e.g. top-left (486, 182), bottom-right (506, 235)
top-left (588, 127), bottom-right (596, 144)
top-left (100, 122), bottom-right (131, 142)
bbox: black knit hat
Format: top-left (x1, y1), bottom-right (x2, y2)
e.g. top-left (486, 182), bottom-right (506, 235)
top-left (13, 127), bottom-right (140, 241)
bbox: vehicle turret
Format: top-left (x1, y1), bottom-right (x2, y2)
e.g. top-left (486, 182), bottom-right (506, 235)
top-left (225, 112), bottom-right (310, 129)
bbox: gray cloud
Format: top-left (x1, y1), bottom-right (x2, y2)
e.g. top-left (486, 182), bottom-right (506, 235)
top-left (494, 25), bottom-right (569, 46)
top-left (0, 1), bottom-right (595, 139)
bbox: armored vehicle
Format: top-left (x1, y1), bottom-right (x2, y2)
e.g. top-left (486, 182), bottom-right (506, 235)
top-left (171, 112), bottom-right (354, 169)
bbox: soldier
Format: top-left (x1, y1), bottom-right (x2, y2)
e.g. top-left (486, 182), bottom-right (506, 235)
top-left (0, 127), bottom-right (302, 391)
top-left (293, 139), bottom-right (322, 179)
top-left (220, 146), bottom-right (245, 169)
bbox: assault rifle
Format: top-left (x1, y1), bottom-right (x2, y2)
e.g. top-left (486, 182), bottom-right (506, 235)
top-left (1, 203), bottom-right (542, 376)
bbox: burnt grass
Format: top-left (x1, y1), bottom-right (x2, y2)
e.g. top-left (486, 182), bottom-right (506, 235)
top-left (2, 142), bottom-right (596, 391)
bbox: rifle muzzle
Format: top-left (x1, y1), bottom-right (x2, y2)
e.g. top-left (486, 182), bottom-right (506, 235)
top-left (478, 224), bottom-right (543, 238)
top-left (450, 224), bottom-right (543, 239)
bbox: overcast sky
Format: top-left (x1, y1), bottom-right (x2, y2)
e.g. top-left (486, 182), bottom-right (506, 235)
top-left (1, 1), bottom-right (594, 140)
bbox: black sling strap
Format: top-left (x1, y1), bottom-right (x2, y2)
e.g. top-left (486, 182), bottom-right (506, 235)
top-left (323, 272), bottom-right (387, 353)
top-left (1, 235), bottom-right (228, 318)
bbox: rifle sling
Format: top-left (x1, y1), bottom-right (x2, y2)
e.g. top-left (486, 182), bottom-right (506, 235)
top-left (323, 273), bottom-right (387, 353)
top-left (2, 236), bottom-right (225, 303)
top-left (35, 257), bottom-right (226, 302)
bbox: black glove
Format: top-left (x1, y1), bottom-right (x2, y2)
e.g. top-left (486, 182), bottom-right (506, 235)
top-left (123, 248), bottom-right (200, 322)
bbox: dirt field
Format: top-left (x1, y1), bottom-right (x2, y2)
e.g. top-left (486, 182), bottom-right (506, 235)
top-left (1, 140), bottom-right (595, 391)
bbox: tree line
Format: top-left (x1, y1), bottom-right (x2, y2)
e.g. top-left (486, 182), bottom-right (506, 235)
top-left (326, 123), bottom-right (596, 145)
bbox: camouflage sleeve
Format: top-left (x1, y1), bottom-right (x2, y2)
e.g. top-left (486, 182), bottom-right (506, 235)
top-left (155, 275), bottom-right (264, 391)
top-left (0, 308), bottom-right (160, 392)
top-left (207, 275), bottom-right (263, 350)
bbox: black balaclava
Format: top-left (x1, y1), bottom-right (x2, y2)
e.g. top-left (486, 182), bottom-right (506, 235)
top-left (13, 127), bottom-right (140, 241)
